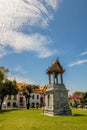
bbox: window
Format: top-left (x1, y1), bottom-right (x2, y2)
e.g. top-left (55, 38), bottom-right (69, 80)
top-left (7, 102), bottom-right (11, 107)
top-left (32, 103), bottom-right (35, 108)
top-left (32, 95), bottom-right (34, 99)
top-left (40, 97), bottom-right (43, 103)
top-left (13, 102), bottom-right (16, 107)
top-left (37, 95), bottom-right (39, 100)
top-left (13, 95), bottom-right (17, 100)
top-left (8, 95), bottom-right (11, 100)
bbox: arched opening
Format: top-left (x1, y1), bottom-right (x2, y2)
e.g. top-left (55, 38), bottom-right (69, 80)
top-left (48, 95), bottom-right (50, 107)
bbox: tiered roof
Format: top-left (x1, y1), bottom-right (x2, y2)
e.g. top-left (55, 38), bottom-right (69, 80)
top-left (46, 59), bottom-right (65, 74)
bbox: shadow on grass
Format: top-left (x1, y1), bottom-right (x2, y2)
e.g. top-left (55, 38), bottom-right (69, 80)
top-left (73, 113), bottom-right (87, 116)
top-left (0, 108), bottom-right (21, 114)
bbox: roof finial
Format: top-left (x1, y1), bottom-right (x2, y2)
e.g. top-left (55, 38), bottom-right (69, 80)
top-left (56, 56), bottom-right (59, 61)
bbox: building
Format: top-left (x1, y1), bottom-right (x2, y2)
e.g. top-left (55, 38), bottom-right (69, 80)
top-left (44, 59), bottom-right (72, 116)
top-left (2, 83), bottom-right (45, 108)
top-left (69, 94), bottom-right (83, 106)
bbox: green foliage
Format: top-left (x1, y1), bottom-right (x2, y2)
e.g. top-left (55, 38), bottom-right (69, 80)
top-left (0, 66), bottom-right (9, 82)
top-left (0, 66), bottom-right (19, 109)
top-left (72, 100), bottom-right (78, 108)
top-left (73, 91), bottom-right (84, 95)
top-left (83, 92), bottom-right (87, 100)
top-left (4, 79), bottom-right (19, 95)
top-left (0, 66), bottom-right (9, 107)
top-left (83, 92), bottom-right (87, 104)
top-left (26, 85), bottom-right (32, 94)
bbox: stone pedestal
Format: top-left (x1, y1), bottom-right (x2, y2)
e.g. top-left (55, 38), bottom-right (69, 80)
top-left (44, 84), bottom-right (72, 116)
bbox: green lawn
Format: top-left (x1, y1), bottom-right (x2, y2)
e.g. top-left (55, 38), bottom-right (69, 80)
top-left (0, 108), bottom-right (87, 130)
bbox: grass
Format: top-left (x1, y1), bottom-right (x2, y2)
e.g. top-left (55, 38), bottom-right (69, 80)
top-left (0, 108), bottom-right (87, 130)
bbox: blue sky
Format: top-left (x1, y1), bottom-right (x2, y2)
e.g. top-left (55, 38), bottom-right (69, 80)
top-left (0, 0), bottom-right (87, 94)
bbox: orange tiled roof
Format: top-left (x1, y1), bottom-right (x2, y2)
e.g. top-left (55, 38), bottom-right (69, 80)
top-left (17, 83), bottom-right (23, 88)
top-left (16, 83), bottom-right (46, 93)
top-left (32, 86), bottom-right (46, 93)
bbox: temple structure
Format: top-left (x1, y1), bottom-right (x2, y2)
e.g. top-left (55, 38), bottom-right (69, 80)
top-left (44, 58), bottom-right (72, 116)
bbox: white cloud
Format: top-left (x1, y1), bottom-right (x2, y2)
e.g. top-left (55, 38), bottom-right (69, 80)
top-left (69, 59), bottom-right (87, 67)
top-left (45, 0), bottom-right (58, 10)
top-left (0, 45), bottom-right (7, 58)
top-left (8, 65), bottom-right (34, 84)
top-left (8, 74), bottom-right (34, 84)
top-left (0, 0), bottom-right (61, 58)
top-left (14, 65), bottom-right (27, 75)
top-left (80, 51), bottom-right (87, 56)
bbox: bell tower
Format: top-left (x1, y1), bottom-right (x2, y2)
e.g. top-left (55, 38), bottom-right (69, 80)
top-left (44, 58), bottom-right (72, 116)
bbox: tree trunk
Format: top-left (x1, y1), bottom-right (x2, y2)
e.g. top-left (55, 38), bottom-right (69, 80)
top-left (0, 104), bottom-right (2, 110)
top-left (27, 103), bottom-right (29, 109)
top-left (26, 96), bottom-right (30, 109)
top-left (0, 98), bottom-right (3, 110)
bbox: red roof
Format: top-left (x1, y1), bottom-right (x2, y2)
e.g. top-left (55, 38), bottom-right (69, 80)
top-left (69, 95), bottom-right (83, 99)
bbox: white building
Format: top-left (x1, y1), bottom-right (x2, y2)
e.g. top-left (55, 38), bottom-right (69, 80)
top-left (2, 83), bottom-right (45, 108)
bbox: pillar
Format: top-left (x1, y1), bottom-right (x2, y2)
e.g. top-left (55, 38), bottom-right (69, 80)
top-left (54, 74), bottom-right (58, 84)
top-left (60, 73), bottom-right (63, 84)
top-left (56, 74), bottom-right (58, 84)
top-left (48, 74), bottom-right (51, 84)
top-left (53, 73), bottom-right (55, 84)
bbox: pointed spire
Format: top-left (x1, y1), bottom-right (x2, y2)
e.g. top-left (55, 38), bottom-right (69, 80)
top-left (56, 56), bottom-right (59, 61)
top-left (46, 58), bottom-right (64, 74)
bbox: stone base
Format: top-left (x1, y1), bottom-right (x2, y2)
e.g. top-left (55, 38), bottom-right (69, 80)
top-left (44, 84), bottom-right (72, 116)
top-left (44, 109), bottom-right (54, 116)
top-left (44, 108), bottom-right (72, 116)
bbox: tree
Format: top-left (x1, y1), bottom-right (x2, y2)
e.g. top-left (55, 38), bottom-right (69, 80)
top-left (0, 66), bottom-right (8, 109)
top-left (23, 85), bottom-right (39, 109)
top-left (0, 66), bottom-right (9, 82)
top-left (0, 79), bottom-right (19, 110)
top-left (73, 91), bottom-right (84, 95)
top-left (83, 92), bottom-right (87, 104)
top-left (73, 91), bottom-right (87, 106)
top-left (0, 66), bottom-right (19, 110)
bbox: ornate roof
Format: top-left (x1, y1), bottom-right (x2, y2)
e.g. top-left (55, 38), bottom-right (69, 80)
top-left (17, 83), bottom-right (45, 93)
top-left (46, 59), bottom-right (65, 74)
